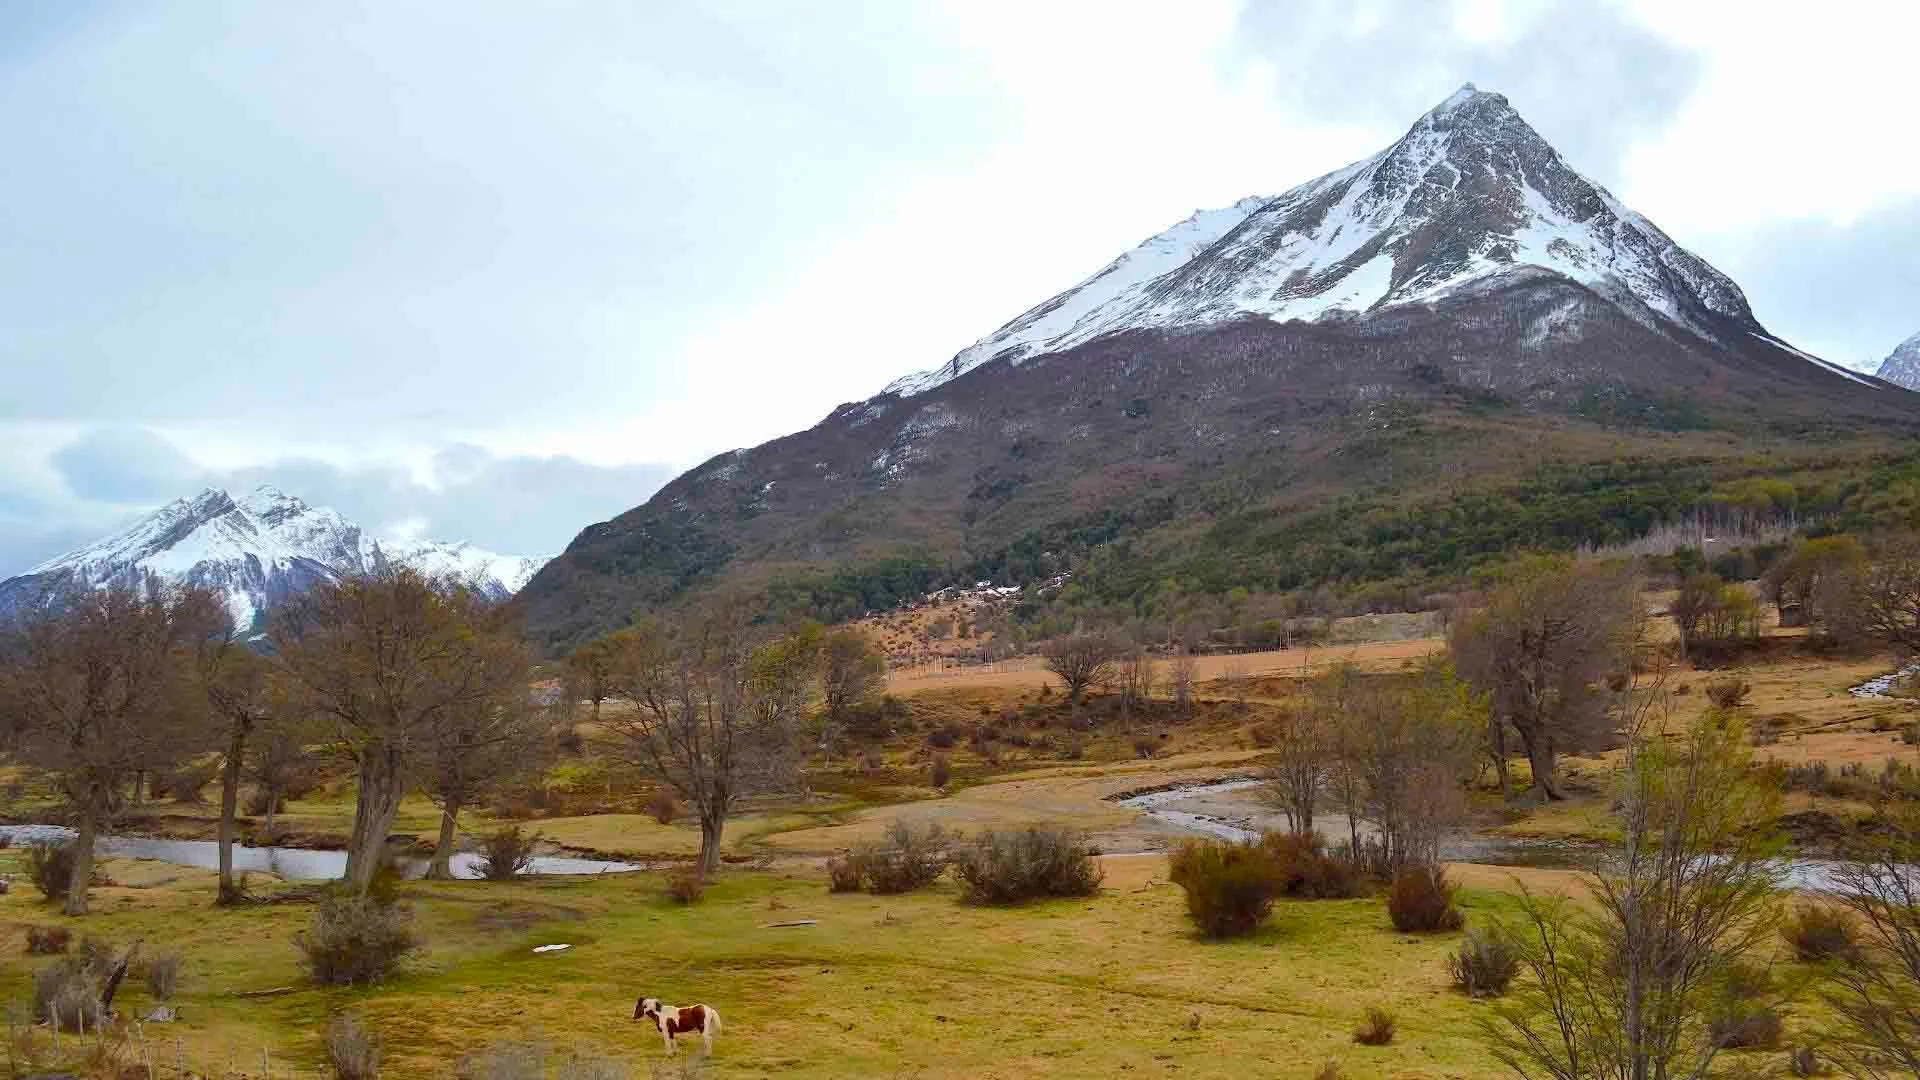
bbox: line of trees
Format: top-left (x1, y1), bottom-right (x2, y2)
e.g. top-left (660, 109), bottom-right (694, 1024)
top-left (0, 569), bottom-right (546, 911)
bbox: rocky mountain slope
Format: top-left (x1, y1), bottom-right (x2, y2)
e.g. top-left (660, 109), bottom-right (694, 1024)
top-left (0, 486), bottom-right (542, 631)
top-left (1877, 331), bottom-right (1920, 391)
top-left (519, 86), bottom-right (1917, 649)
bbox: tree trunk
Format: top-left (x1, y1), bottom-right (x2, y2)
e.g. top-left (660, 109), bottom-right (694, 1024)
top-left (263, 784), bottom-right (279, 836)
top-left (217, 724), bottom-right (247, 903)
top-left (697, 808), bottom-right (725, 877)
top-left (65, 787), bottom-right (100, 916)
top-left (1522, 733), bottom-right (1565, 801)
top-left (344, 746), bottom-right (407, 893)
top-left (427, 798), bottom-right (462, 880)
top-left (1490, 717), bottom-right (1514, 801)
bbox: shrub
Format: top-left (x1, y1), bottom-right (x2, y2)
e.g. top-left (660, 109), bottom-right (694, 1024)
top-left (156, 761), bottom-right (219, 803)
top-left (857, 821), bottom-right (952, 895)
top-left (457, 1040), bottom-right (544, 1080)
top-left (145, 950), bottom-right (183, 1001)
top-left (474, 826), bottom-right (538, 881)
top-left (1132, 734), bottom-right (1159, 759)
top-left (826, 853), bottom-right (865, 893)
top-left (1260, 832), bottom-right (1365, 899)
top-left (245, 787), bottom-right (287, 816)
top-left (1352, 1006), bottom-right (1396, 1046)
top-left (1781, 903), bottom-right (1856, 962)
top-left (33, 955), bottom-right (105, 1031)
top-left (647, 787), bottom-right (680, 826)
top-left (1313, 1062), bottom-right (1342, 1080)
top-left (327, 1013), bottom-right (382, 1080)
top-left (1387, 865), bottom-right (1464, 933)
top-left (1448, 924), bottom-right (1520, 997)
top-left (296, 894), bottom-right (421, 985)
top-left (1705, 677), bottom-right (1752, 709)
top-left (665, 868), bottom-right (706, 904)
top-left (1168, 840), bottom-right (1280, 938)
top-left (927, 724), bottom-right (960, 749)
top-left (929, 754), bottom-right (952, 790)
top-left (1789, 1046), bottom-right (1819, 1076)
top-left (28, 840), bottom-right (77, 900)
top-left (1709, 1003), bottom-right (1782, 1050)
top-left (26, 925), bottom-right (71, 955)
top-left (953, 827), bottom-right (1103, 905)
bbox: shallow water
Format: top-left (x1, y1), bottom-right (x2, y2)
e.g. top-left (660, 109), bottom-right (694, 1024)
top-left (0, 823), bottom-right (640, 880)
top-left (1115, 780), bottom-right (1886, 890)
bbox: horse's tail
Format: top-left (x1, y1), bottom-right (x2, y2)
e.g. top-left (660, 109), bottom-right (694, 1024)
top-left (707, 1007), bottom-right (721, 1035)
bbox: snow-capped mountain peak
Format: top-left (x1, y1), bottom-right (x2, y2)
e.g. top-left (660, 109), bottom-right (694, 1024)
top-left (3, 485), bottom-right (545, 632)
top-left (883, 84), bottom-right (1766, 397)
top-left (1876, 331), bottom-right (1920, 391)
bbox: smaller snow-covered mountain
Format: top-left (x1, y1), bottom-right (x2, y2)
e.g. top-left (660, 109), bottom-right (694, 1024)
top-left (0, 486), bottom-right (544, 632)
top-left (1877, 332), bottom-right (1920, 391)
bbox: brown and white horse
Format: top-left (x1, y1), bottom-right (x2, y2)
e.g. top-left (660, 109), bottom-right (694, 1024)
top-left (634, 997), bottom-right (722, 1055)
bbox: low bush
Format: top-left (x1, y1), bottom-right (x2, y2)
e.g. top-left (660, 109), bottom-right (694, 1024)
top-left (28, 840), bottom-right (77, 900)
top-left (457, 1040), bottom-right (544, 1080)
top-left (156, 761), bottom-right (219, 804)
top-left (856, 821), bottom-right (952, 895)
top-left (33, 955), bottom-right (105, 1031)
top-left (26, 925), bottom-right (71, 955)
top-left (296, 894), bottom-right (421, 985)
top-left (145, 950), bottom-right (183, 1001)
top-left (245, 787), bottom-right (287, 816)
top-left (327, 1013), bottom-right (382, 1080)
top-left (1704, 677), bottom-right (1752, 709)
top-left (1132, 734), bottom-right (1159, 759)
top-left (665, 868), bottom-right (706, 904)
top-left (1352, 1006), bottom-right (1396, 1046)
top-left (826, 853), bottom-right (864, 893)
top-left (647, 787), bottom-right (680, 826)
top-left (1781, 903), bottom-right (1855, 962)
top-left (1709, 1003), bottom-right (1782, 1050)
top-left (1312, 1062), bottom-right (1342, 1080)
top-left (1789, 1046), bottom-right (1819, 1076)
top-left (1387, 865), bottom-right (1464, 933)
top-left (927, 724), bottom-right (961, 749)
top-left (1169, 840), bottom-right (1280, 938)
top-left (474, 826), bottom-right (538, 881)
top-left (953, 827), bottom-right (1103, 905)
top-left (1448, 924), bottom-right (1521, 997)
top-left (1260, 832), bottom-right (1365, 899)
top-left (929, 754), bottom-right (952, 790)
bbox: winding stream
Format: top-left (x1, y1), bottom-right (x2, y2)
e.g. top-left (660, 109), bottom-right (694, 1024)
top-left (1117, 779), bottom-right (1881, 892)
top-left (0, 824), bottom-right (640, 880)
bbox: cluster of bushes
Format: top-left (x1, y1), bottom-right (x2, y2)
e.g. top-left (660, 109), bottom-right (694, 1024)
top-left (1167, 833), bottom-right (1368, 938)
top-left (27, 840), bottom-right (81, 900)
top-left (828, 823), bottom-right (1102, 905)
top-left (1770, 758), bottom-right (1919, 801)
top-left (1387, 865), bottom-right (1465, 933)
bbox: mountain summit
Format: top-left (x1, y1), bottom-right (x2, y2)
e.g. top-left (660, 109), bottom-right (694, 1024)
top-left (1, 486), bottom-right (544, 631)
top-left (890, 85), bottom-right (1811, 396)
top-left (1877, 331), bottom-right (1920, 391)
top-left (519, 87), bottom-right (1914, 649)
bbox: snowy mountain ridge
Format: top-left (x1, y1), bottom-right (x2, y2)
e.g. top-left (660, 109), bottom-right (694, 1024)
top-left (3, 485), bottom-right (543, 631)
top-left (1876, 331), bottom-right (1920, 392)
top-left (885, 84), bottom-right (1777, 398)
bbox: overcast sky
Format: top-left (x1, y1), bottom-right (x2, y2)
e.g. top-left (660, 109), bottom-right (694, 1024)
top-left (3, 0), bottom-right (1916, 574)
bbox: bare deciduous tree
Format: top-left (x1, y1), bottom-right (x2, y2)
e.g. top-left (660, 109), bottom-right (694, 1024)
top-left (1117, 648), bottom-right (1157, 721)
top-left (423, 696), bottom-right (549, 879)
top-left (0, 584), bottom-right (218, 914)
top-left (1451, 558), bottom-right (1641, 800)
top-left (193, 621), bottom-right (283, 904)
top-left (1167, 650), bottom-right (1197, 718)
top-left (1831, 535), bottom-right (1920, 654)
top-left (1261, 703), bottom-right (1330, 834)
top-left (1822, 787), bottom-right (1920, 1076)
top-left (271, 569), bottom-right (530, 893)
top-left (601, 611), bottom-right (818, 876)
top-left (1040, 633), bottom-right (1120, 727)
top-left (1350, 661), bottom-right (1485, 871)
top-left (248, 722), bottom-right (313, 837)
top-left (819, 628), bottom-right (886, 741)
top-left (563, 635), bottom-right (622, 723)
top-left (1669, 573), bottom-right (1720, 661)
top-left (1485, 694), bottom-right (1784, 1080)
